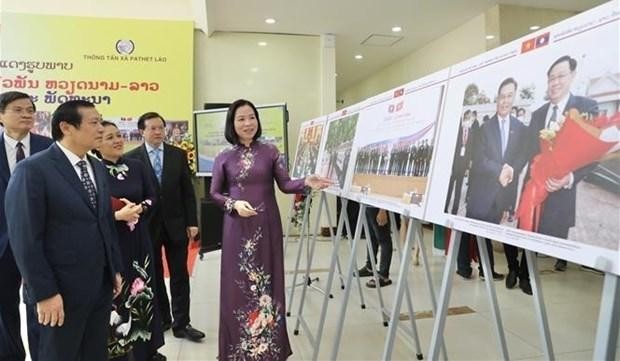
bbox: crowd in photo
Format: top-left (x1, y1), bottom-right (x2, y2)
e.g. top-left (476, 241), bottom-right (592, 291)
top-left (354, 137), bottom-right (433, 178)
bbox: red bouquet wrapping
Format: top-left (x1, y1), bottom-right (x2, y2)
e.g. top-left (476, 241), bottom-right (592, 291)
top-left (516, 109), bottom-right (620, 232)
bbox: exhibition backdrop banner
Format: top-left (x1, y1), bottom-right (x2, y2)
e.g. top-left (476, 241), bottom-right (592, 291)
top-left (425, 0), bottom-right (619, 274)
top-left (0, 13), bottom-right (194, 151)
top-left (346, 69), bottom-right (448, 218)
top-left (291, 116), bottom-right (326, 180)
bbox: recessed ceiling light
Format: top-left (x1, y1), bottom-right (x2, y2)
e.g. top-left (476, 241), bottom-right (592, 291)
top-left (530, 25), bottom-right (541, 31)
top-left (265, 18), bottom-right (276, 24)
top-left (258, 41), bottom-right (267, 46)
top-left (485, 35), bottom-right (495, 40)
top-left (392, 26), bottom-right (402, 33)
top-left (250, 67), bottom-right (259, 72)
top-left (354, 54), bottom-right (363, 60)
top-left (334, 73), bottom-right (338, 77)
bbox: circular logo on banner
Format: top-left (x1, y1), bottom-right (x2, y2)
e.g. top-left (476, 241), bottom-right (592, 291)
top-left (115, 40), bottom-right (135, 55)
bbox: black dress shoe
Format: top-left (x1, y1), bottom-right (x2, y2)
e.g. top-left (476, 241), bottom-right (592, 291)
top-left (456, 269), bottom-right (472, 280)
top-left (554, 260), bottom-right (567, 272)
top-left (519, 279), bottom-right (533, 295)
top-left (366, 276), bottom-right (392, 288)
top-left (151, 352), bottom-right (167, 361)
top-left (480, 271), bottom-right (504, 281)
top-left (355, 266), bottom-right (373, 277)
top-left (173, 324), bottom-right (205, 342)
top-left (162, 322), bottom-right (171, 331)
top-left (505, 270), bottom-right (518, 289)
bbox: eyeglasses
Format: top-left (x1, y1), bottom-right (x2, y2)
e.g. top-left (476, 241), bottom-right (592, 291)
top-left (548, 72), bottom-right (572, 83)
top-left (5, 107), bottom-right (35, 115)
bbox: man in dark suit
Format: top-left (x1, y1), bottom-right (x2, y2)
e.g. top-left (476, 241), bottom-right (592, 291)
top-left (457, 78), bottom-right (529, 283)
top-left (525, 55), bottom-right (599, 272)
top-left (5, 100), bottom-right (123, 361)
top-left (125, 112), bottom-right (204, 341)
top-left (0, 91), bottom-right (53, 361)
top-left (445, 110), bottom-right (472, 215)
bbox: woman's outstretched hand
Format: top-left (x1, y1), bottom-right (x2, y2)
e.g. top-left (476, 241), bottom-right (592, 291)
top-left (304, 175), bottom-right (333, 190)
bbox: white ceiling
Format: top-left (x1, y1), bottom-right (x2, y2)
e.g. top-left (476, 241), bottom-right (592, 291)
top-left (204, 0), bottom-right (609, 93)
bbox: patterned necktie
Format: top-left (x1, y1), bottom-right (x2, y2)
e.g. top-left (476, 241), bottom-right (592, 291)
top-left (16, 142), bottom-right (25, 163)
top-left (76, 160), bottom-right (97, 209)
top-left (152, 148), bottom-right (162, 184)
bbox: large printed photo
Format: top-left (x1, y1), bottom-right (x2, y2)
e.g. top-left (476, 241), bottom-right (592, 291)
top-left (431, 6), bottom-right (619, 273)
top-left (316, 112), bottom-right (359, 189)
top-left (291, 118), bottom-right (325, 179)
top-left (346, 74), bottom-right (448, 216)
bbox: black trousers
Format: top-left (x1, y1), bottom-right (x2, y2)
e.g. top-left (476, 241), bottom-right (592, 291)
top-left (152, 227), bottom-right (190, 331)
top-left (37, 274), bottom-right (112, 361)
top-left (444, 173), bottom-right (465, 215)
top-left (504, 245), bottom-right (529, 280)
top-left (364, 207), bottom-right (394, 278)
top-left (0, 247), bottom-right (25, 361)
top-left (457, 233), bottom-right (496, 274)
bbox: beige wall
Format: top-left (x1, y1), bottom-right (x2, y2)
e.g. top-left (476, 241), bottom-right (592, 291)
top-left (498, 5), bottom-right (576, 44)
top-left (338, 13), bottom-right (488, 108)
top-left (337, 5), bottom-right (577, 108)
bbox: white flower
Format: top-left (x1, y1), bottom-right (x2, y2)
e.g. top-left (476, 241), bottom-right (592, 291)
top-left (250, 285), bottom-right (257, 292)
top-left (109, 310), bottom-right (121, 326)
top-left (259, 294), bottom-right (272, 307)
top-left (257, 343), bottom-right (268, 354)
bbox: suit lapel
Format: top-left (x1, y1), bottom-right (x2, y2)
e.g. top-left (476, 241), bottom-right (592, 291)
top-left (0, 135), bottom-right (10, 184)
top-left (90, 155), bottom-right (108, 215)
top-left (50, 144), bottom-right (96, 213)
top-left (504, 116), bottom-right (520, 160)
top-left (161, 143), bottom-right (173, 187)
top-left (31, 134), bottom-right (51, 153)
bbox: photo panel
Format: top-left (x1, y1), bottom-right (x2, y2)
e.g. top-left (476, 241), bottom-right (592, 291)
top-left (426, 0), bottom-right (620, 274)
top-left (345, 68), bottom-right (450, 218)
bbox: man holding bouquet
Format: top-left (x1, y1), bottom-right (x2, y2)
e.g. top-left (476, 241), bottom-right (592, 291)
top-left (525, 55), bottom-right (598, 272)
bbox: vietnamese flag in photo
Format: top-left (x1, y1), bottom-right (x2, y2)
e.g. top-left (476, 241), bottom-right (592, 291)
top-left (521, 38), bottom-right (536, 53)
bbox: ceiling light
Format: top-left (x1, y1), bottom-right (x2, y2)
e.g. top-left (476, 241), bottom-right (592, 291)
top-left (530, 25), bottom-right (541, 31)
top-left (354, 54), bottom-right (363, 60)
top-left (258, 41), bottom-right (267, 46)
top-left (485, 35), bottom-right (495, 40)
top-left (265, 18), bottom-right (276, 24)
top-left (392, 26), bottom-right (402, 33)
top-left (250, 67), bottom-right (259, 72)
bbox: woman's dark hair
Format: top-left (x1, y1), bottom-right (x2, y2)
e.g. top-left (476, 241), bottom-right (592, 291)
top-left (92, 121), bottom-right (119, 159)
top-left (224, 99), bottom-right (262, 145)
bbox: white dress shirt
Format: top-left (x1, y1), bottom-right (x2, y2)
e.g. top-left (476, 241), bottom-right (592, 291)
top-left (545, 93), bottom-right (570, 129)
top-left (56, 141), bottom-right (97, 191)
top-left (4, 132), bottom-right (31, 174)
